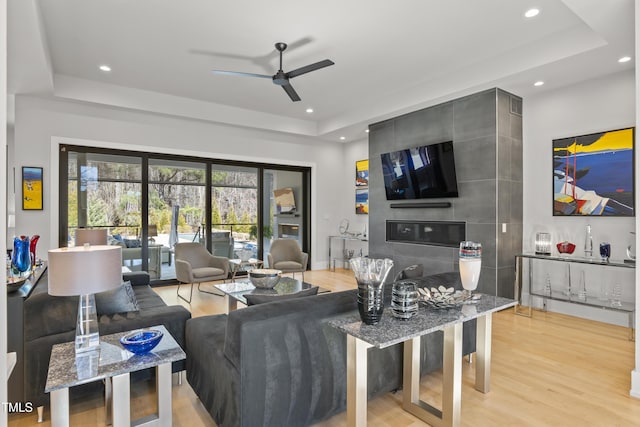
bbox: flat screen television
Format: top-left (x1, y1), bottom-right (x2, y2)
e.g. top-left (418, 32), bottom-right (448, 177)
top-left (380, 141), bottom-right (459, 200)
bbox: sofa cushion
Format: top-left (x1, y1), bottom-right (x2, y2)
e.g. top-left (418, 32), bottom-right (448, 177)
top-left (273, 261), bottom-right (303, 270)
top-left (245, 286), bottom-right (319, 306)
top-left (193, 267), bottom-right (224, 279)
top-left (122, 271), bottom-right (151, 287)
top-left (224, 289), bottom-right (358, 371)
top-left (95, 281), bottom-right (139, 315)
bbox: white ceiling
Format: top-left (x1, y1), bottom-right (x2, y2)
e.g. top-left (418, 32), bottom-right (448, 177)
top-left (8, 0), bottom-right (635, 141)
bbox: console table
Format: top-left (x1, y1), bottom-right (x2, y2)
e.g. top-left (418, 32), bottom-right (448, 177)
top-left (514, 253), bottom-right (635, 338)
top-left (7, 263), bottom-right (47, 403)
top-left (329, 295), bottom-right (516, 427)
top-left (328, 235), bottom-right (368, 271)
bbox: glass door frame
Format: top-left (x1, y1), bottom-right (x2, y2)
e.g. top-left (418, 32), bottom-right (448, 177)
top-left (58, 144), bottom-right (311, 283)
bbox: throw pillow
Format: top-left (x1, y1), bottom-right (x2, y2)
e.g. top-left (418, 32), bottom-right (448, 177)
top-left (123, 238), bottom-right (141, 248)
top-left (245, 286), bottom-right (319, 306)
top-left (95, 281), bottom-right (139, 315)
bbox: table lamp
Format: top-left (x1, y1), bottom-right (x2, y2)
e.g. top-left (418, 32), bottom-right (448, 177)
top-left (75, 228), bottom-right (108, 246)
top-left (48, 245), bottom-right (122, 353)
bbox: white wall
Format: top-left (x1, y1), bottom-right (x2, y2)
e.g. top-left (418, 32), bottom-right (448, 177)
top-left (523, 69), bottom-right (636, 325)
top-left (1, 0), bottom-right (8, 423)
top-left (12, 95), bottom-right (352, 270)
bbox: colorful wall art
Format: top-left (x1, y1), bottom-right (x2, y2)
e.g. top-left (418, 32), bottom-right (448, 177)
top-left (355, 159), bottom-right (369, 214)
top-left (552, 127), bottom-right (634, 216)
top-left (356, 188), bottom-right (369, 215)
top-left (22, 166), bottom-right (43, 210)
top-left (356, 159), bottom-right (369, 187)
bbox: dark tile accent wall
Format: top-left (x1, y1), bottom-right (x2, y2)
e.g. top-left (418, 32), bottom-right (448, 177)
top-left (368, 88), bottom-right (523, 297)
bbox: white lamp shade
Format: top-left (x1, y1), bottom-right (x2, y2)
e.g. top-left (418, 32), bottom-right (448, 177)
top-left (48, 245), bottom-right (122, 296)
top-left (75, 228), bottom-right (108, 246)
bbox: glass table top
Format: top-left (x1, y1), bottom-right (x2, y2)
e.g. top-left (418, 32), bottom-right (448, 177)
top-left (215, 277), bottom-right (328, 305)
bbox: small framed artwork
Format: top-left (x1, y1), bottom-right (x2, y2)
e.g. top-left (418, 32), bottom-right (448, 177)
top-left (356, 159), bottom-right (369, 187)
top-left (22, 166), bottom-right (43, 210)
top-left (356, 188), bottom-right (369, 215)
top-left (553, 127), bottom-right (634, 216)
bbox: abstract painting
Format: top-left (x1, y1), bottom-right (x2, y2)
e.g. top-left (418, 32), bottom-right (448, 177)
top-left (356, 188), bottom-right (369, 215)
top-left (356, 159), bottom-right (369, 187)
top-left (553, 127), bottom-right (634, 216)
top-left (22, 166), bottom-right (43, 210)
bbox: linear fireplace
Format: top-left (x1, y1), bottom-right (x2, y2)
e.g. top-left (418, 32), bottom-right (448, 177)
top-left (386, 220), bottom-right (465, 248)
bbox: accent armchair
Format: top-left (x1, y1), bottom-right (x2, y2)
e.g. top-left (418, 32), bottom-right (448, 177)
top-left (267, 239), bottom-right (308, 281)
top-left (175, 242), bottom-right (230, 303)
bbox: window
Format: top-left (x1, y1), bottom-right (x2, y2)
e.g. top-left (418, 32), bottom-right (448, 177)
top-left (59, 145), bottom-right (310, 283)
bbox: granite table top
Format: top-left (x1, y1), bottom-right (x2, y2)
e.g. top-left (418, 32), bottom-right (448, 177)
top-left (328, 294), bottom-right (517, 349)
top-left (215, 277), bottom-right (330, 305)
top-left (45, 325), bottom-right (185, 392)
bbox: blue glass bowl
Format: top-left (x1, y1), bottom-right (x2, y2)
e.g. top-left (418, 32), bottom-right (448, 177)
top-left (119, 329), bottom-right (163, 354)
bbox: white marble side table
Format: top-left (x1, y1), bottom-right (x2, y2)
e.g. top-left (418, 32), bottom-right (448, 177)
top-left (45, 325), bottom-right (185, 427)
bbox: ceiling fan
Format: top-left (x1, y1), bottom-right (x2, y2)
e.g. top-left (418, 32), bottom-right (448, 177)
top-left (212, 42), bottom-right (334, 102)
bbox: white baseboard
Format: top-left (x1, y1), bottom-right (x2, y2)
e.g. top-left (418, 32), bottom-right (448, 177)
top-left (630, 370), bottom-right (640, 398)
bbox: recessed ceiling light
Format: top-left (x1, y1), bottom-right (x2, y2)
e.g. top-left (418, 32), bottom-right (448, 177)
top-left (365, 129), bottom-right (370, 133)
top-left (99, 65), bottom-right (112, 72)
top-left (525, 8), bottom-right (540, 18)
top-left (534, 81), bottom-right (545, 87)
top-left (305, 108), bottom-right (314, 113)
top-left (618, 56), bottom-right (632, 63)
top-left (339, 136), bottom-right (346, 141)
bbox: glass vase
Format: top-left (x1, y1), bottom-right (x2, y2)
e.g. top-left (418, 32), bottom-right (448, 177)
top-left (12, 236), bottom-right (31, 277)
top-left (29, 234), bottom-right (40, 267)
top-left (349, 257), bottom-right (394, 325)
top-left (459, 241), bottom-right (482, 296)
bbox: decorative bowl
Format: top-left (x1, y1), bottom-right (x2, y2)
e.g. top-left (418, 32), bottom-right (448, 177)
top-left (120, 329), bottom-right (163, 354)
top-left (556, 241), bottom-right (576, 255)
top-left (418, 286), bottom-right (473, 309)
top-left (7, 276), bottom-right (28, 293)
top-left (248, 269), bottom-right (282, 289)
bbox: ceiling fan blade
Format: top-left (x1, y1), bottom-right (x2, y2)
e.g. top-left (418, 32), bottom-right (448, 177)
top-left (287, 59), bottom-right (334, 78)
top-left (211, 70), bottom-right (272, 79)
top-left (282, 83), bottom-right (301, 102)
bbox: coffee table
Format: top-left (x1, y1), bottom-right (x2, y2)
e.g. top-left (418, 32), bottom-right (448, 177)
top-left (228, 258), bottom-right (264, 281)
top-left (45, 325), bottom-right (185, 427)
top-left (215, 277), bottom-right (329, 312)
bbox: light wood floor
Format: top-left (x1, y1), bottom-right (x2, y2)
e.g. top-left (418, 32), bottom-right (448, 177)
top-left (9, 269), bottom-right (640, 426)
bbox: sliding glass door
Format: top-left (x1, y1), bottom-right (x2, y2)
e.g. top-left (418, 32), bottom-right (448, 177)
top-left (148, 158), bottom-right (207, 280)
top-left (59, 145), bottom-right (311, 283)
top-left (211, 164), bottom-right (258, 259)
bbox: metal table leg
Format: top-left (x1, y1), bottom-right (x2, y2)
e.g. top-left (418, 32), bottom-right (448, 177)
top-left (50, 388), bottom-right (69, 427)
top-left (402, 322), bottom-right (463, 427)
top-left (346, 335), bottom-right (371, 427)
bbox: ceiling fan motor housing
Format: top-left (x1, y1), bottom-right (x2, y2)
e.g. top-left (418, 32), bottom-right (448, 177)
top-left (273, 71), bottom-right (289, 86)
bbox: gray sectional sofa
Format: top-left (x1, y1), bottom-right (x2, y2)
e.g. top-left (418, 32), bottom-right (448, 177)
top-left (23, 271), bottom-right (191, 409)
top-left (186, 272), bottom-right (476, 427)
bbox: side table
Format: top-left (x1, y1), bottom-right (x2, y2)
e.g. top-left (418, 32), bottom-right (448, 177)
top-left (228, 258), bottom-right (264, 281)
top-left (45, 325), bottom-right (185, 427)
top-left (329, 295), bottom-right (517, 427)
